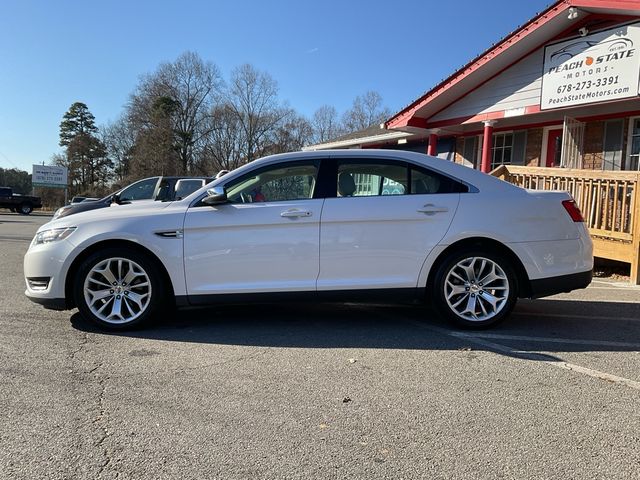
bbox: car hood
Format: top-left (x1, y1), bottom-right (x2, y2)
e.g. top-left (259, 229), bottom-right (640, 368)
top-left (40, 200), bottom-right (179, 232)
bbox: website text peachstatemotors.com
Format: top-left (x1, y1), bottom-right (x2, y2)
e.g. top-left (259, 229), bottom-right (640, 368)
top-left (548, 86), bottom-right (630, 105)
top-left (546, 75), bottom-right (630, 106)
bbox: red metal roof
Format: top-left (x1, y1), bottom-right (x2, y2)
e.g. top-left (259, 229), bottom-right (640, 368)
top-left (386, 0), bottom-right (640, 130)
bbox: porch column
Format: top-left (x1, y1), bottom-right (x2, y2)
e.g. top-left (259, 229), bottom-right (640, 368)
top-left (480, 120), bottom-right (496, 173)
top-left (427, 133), bottom-right (438, 156)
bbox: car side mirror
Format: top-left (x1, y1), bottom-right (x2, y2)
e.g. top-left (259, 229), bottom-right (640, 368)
top-left (202, 186), bottom-right (228, 205)
top-left (112, 192), bottom-right (131, 205)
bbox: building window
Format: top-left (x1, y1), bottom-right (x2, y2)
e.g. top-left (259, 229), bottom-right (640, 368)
top-left (354, 174), bottom-right (378, 196)
top-left (603, 119), bottom-right (624, 171)
top-left (491, 133), bottom-right (513, 169)
top-left (627, 118), bottom-right (640, 171)
top-left (490, 131), bottom-right (527, 170)
top-left (461, 136), bottom-right (479, 168)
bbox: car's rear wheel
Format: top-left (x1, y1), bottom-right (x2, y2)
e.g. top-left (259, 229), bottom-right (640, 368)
top-left (73, 248), bottom-right (164, 330)
top-left (9, 207), bottom-right (15, 213)
top-left (432, 249), bottom-right (518, 328)
top-left (19, 203), bottom-right (33, 215)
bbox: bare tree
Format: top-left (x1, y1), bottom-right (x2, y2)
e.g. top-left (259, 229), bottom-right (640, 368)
top-left (128, 51), bottom-right (223, 174)
top-left (101, 115), bottom-right (135, 183)
top-left (265, 110), bottom-right (313, 155)
top-left (311, 105), bottom-right (342, 144)
top-left (203, 103), bottom-right (246, 172)
top-left (227, 64), bottom-right (290, 162)
top-left (131, 103), bottom-right (181, 178)
top-left (341, 91), bottom-right (391, 133)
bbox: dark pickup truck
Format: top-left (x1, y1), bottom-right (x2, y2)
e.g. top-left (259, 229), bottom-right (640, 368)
top-left (0, 187), bottom-right (42, 215)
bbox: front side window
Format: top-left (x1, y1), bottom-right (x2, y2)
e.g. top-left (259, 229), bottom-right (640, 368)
top-left (119, 177), bottom-right (159, 202)
top-left (225, 162), bottom-right (318, 203)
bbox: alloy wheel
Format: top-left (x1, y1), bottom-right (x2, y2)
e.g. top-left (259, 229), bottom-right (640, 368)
top-left (443, 256), bottom-right (509, 322)
top-left (83, 257), bottom-right (152, 324)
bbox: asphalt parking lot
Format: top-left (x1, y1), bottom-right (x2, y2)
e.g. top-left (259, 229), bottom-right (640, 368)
top-left (1, 212), bottom-right (639, 479)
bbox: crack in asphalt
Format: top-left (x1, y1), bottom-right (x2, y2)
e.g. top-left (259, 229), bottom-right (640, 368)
top-left (68, 331), bottom-right (113, 478)
top-left (68, 332), bottom-right (89, 361)
top-left (93, 365), bottom-right (112, 478)
top-left (66, 335), bottom-right (268, 478)
top-left (170, 347), bottom-right (271, 375)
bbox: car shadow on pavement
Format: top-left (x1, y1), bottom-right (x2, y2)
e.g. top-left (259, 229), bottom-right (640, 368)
top-left (70, 298), bottom-right (640, 358)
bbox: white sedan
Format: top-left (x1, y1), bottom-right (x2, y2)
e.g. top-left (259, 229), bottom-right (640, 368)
top-left (24, 150), bottom-right (593, 329)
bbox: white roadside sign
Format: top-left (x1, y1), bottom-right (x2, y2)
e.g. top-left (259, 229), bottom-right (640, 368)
top-left (541, 22), bottom-right (640, 110)
top-left (32, 164), bottom-right (68, 188)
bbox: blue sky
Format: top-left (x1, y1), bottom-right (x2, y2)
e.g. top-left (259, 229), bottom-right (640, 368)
top-left (0, 0), bottom-right (549, 172)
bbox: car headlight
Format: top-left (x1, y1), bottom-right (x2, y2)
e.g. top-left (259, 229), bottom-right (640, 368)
top-left (32, 227), bottom-right (76, 246)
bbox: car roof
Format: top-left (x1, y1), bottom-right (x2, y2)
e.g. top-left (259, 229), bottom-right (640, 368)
top-left (241, 149), bottom-right (516, 193)
top-left (161, 176), bottom-right (213, 180)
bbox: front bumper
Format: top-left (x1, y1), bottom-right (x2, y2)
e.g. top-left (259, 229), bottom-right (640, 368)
top-left (26, 295), bottom-right (67, 310)
top-left (24, 238), bottom-right (76, 309)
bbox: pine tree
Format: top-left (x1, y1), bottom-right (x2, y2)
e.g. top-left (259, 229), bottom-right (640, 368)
top-left (59, 102), bottom-right (98, 146)
top-left (58, 102), bottom-right (111, 192)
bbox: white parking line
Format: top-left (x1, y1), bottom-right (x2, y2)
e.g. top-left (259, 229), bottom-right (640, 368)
top-left (444, 330), bottom-right (640, 391)
top-left (387, 313), bottom-right (640, 391)
top-left (591, 279), bottom-right (640, 289)
top-left (453, 332), bottom-right (640, 349)
top-left (512, 311), bottom-right (640, 322)
top-left (354, 305), bottom-right (640, 390)
top-left (586, 286), bottom-right (639, 291)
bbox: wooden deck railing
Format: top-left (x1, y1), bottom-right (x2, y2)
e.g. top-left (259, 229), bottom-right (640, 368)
top-left (491, 165), bottom-right (640, 284)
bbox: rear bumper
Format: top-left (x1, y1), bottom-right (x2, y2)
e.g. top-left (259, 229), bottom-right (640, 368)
top-left (527, 269), bottom-right (593, 299)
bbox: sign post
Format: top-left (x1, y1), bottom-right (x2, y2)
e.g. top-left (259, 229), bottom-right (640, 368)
top-left (32, 164), bottom-right (69, 204)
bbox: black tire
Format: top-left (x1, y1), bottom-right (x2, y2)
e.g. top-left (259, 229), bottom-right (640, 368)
top-left (431, 249), bottom-right (518, 329)
top-left (19, 203), bottom-right (33, 215)
top-left (73, 247), bottom-right (165, 330)
top-left (9, 207), bottom-right (15, 213)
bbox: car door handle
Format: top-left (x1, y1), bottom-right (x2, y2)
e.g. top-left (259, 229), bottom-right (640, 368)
top-left (417, 204), bottom-right (449, 215)
top-left (280, 209), bottom-right (312, 218)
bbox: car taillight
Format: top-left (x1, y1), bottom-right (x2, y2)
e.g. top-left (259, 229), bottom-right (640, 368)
top-left (562, 199), bottom-right (584, 222)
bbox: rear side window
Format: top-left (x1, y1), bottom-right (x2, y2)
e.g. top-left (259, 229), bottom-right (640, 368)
top-left (410, 166), bottom-right (468, 194)
top-left (175, 179), bottom-right (205, 200)
top-left (337, 163), bottom-right (407, 197)
top-left (334, 159), bottom-right (467, 197)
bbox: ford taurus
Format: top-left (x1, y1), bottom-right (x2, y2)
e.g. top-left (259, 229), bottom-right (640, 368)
top-left (24, 150), bottom-right (593, 329)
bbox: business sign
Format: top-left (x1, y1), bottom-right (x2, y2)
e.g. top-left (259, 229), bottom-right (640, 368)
top-left (32, 164), bottom-right (68, 188)
top-left (541, 22), bottom-right (640, 110)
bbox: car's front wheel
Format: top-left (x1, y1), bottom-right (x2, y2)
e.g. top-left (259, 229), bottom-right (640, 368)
top-left (74, 248), bottom-right (164, 330)
top-left (432, 250), bottom-right (518, 328)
